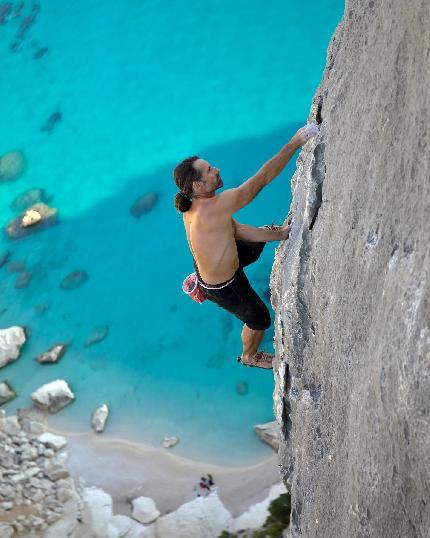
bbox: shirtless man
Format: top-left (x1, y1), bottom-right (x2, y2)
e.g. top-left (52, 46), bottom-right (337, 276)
top-left (173, 122), bottom-right (319, 369)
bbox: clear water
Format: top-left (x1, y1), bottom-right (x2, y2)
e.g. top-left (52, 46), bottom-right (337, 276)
top-left (0, 0), bottom-right (344, 465)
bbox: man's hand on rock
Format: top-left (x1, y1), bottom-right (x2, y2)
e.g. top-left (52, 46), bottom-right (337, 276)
top-left (293, 122), bottom-right (319, 147)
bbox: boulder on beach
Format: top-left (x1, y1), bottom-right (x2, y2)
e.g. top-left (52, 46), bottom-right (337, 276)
top-left (0, 150), bottom-right (26, 182)
top-left (253, 420), bottom-right (280, 451)
top-left (0, 326), bottom-right (27, 369)
top-left (91, 403), bottom-right (109, 433)
top-left (37, 343), bottom-right (67, 364)
top-left (37, 432), bottom-right (67, 451)
top-left (84, 324), bottom-right (108, 346)
top-left (60, 270), bottom-right (89, 290)
top-left (5, 203), bottom-right (58, 239)
top-left (130, 192), bottom-right (159, 217)
top-left (161, 436), bottom-right (179, 448)
top-left (131, 496), bottom-right (160, 524)
top-left (0, 381), bottom-right (16, 405)
top-left (11, 188), bottom-right (51, 212)
top-left (31, 379), bottom-right (75, 413)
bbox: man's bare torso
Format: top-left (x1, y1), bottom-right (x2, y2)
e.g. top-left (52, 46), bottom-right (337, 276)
top-left (183, 198), bottom-right (239, 285)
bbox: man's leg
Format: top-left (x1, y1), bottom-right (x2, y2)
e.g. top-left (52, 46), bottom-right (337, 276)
top-left (240, 324), bottom-right (264, 360)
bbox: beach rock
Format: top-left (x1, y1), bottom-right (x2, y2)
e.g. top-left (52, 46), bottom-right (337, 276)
top-left (5, 203), bottom-right (58, 239)
top-left (31, 379), bottom-right (74, 413)
top-left (0, 326), bottom-right (27, 368)
top-left (40, 112), bottom-right (62, 133)
top-left (132, 496), bottom-right (160, 524)
top-left (19, 417), bottom-right (45, 437)
top-left (6, 259), bottom-right (25, 272)
top-left (0, 414), bottom-right (21, 435)
top-left (81, 487), bottom-right (113, 536)
top-left (236, 381), bottom-right (248, 395)
top-left (0, 251), bottom-right (11, 268)
top-left (0, 524), bottom-right (14, 538)
top-left (15, 270), bottom-right (31, 289)
top-left (0, 381), bottom-right (16, 405)
top-left (37, 432), bottom-right (67, 451)
top-left (154, 492), bottom-right (233, 538)
top-left (37, 343), bottom-right (67, 364)
top-left (161, 436), bottom-right (179, 448)
top-left (130, 192), bottom-right (159, 217)
top-left (11, 188), bottom-right (50, 212)
top-left (60, 270), bottom-right (88, 290)
top-left (84, 324), bottom-right (108, 347)
top-left (91, 404), bottom-right (109, 433)
top-left (0, 150), bottom-right (25, 181)
top-left (253, 421), bottom-right (280, 451)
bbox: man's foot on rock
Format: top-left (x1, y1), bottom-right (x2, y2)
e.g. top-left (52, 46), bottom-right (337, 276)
top-left (237, 351), bottom-right (274, 369)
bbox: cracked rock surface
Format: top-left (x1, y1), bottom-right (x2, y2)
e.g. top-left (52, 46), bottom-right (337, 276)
top-left (271, 1), bottom-right (430, 537)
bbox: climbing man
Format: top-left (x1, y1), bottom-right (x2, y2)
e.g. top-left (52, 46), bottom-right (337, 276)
top-left (173, 122), bottom-right (319, 369)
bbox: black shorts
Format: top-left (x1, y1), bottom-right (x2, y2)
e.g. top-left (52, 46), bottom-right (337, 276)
top-left (196, 240), bottom-right (271, 331)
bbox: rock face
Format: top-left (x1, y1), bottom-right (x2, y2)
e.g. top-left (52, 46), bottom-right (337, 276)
top-left (271, 2), bottom-right (430, 537)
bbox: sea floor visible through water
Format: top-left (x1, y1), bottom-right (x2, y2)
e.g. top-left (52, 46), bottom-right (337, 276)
top-left (0, 0), bottom-right (344, 465)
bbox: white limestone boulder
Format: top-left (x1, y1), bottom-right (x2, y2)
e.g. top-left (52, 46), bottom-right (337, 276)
top-left (0, 523), bottom-right (14, 538)
top-left (0, 381), bottom-right (16, 404)
top-left (81, 487), bottom-right (113, 537)
top-left (253, 420), bottom-right (281, 451)
top-left (37, 431), bottom-right (67, 450)
top-left (0, 326), bottom-right (27, 368)
top-left (0, 415), bottom-right (21, 435)
top-left (131, 496), bottom-right (160, 524)
top-left (161, 436), bottom-right (179, 448)
top-left (154, 492), bottom-right (233, 538)
top-left (31, 379), bottom-right (74, 412)
top-left (91, 403), bottom-right (109, 433)
top-left (37, 343), bottom-right (67, 363)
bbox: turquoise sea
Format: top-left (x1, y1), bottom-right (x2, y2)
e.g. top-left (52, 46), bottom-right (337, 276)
top-left (0, 0), bottom-right (343, 465)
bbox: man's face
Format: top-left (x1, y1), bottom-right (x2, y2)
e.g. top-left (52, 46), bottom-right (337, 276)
top-left (192, 158), bottom-right (223, 194)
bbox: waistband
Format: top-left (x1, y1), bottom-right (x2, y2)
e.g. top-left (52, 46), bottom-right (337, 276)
top-left (194, 262), bottom-right (242, 290)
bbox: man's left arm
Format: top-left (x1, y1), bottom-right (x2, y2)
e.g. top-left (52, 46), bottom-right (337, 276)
top-left (232, 218), bottom-right (291, 242)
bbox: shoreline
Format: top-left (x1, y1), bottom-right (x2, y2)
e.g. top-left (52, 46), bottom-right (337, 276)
top-left (41, 415), bottom-right (281, 518)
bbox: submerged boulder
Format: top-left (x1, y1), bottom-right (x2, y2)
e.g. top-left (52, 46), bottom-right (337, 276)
top-left (0, 381), bottom-right (16, 405)
top-left (0, 326), bottom-right (27, 369)
top-left (0, 150), bottom-right (25, 182)
top-left (31, 379), bottom-right (74, 413)
top-left (15, 270), bottom-right (31, 289)
top-left (7, 260), bottom-right (26, 272)
top-left (37, 343), bottom-right (67, 364)
top-left (0, 251), bottom-right (12, 268)
top-left (11, 188), bottom-right (51, 212)
top-left (91, 404), bottom-right (109, 433)
top-left (130, 192), bottom-right (159, 217)
top-left (60, 270), bottom-right (88, 290)
top-left (5, 203), bottom-right (58, 239)
top-left (84, 324), bottom-right (108, 346)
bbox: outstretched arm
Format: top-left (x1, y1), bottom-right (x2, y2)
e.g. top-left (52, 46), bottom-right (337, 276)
top-left (233, 216), bottom-right (292, 242)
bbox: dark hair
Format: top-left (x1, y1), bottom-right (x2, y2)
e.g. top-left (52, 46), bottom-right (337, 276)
top-left (173, 155), bottom-right (201, 212)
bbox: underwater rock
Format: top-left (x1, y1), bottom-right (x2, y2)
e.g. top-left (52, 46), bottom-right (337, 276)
top-left (0, 2), bottom-right (12, 24)
top-left (33, 46), bottom-right (48, 60)
top-left (7, 259), bottom-right (25, 272)
top-left (236, 381), bottom-right (248, 395)
top-left (0, 326), bottom-right (27, 369)
top-left (40, 111), bottom-right (62, 133)
top-left (0, 251), bottom-right (11, 268)
top-left (16, 9), bottom-right (37, 39)
top-left (15, 270), bottom-right (31, 289)
top-left (5, 203), bottom-right (58, 239)
top-left (161, 436), bottom-right (179, 448)
top-left (130, 192), bottom-right (159, 217)
top-left (0, 381), bottom-right (16, 405)
top-left (84, 324), bottom-right (108, 347)
top-left (11, 188), bottom-right (51, 212)
top-left (31, 379), bottom-right (74, 413)
top-left (60, 270), bottom-right (88, 290)
top-left (0, 150), bottom-right (26, 181)
top-left (34, 303), bottom-right (49, 314)
top-left (37, 344), bottom-right (67, 364)
top-left (91, 404), bottom-right (109, 433)
top-left (253, 421), bottom-right (280, 451)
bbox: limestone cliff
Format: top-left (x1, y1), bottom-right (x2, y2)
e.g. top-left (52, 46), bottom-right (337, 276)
top-left (271, 1), bottom-right (430, 536)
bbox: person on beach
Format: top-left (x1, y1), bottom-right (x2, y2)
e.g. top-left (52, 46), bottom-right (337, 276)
top-left (174, 123), bottom-right (319, 369)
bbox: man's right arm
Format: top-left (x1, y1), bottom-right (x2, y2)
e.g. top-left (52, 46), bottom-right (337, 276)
top-left (218, 123), bottom-right (319, 214)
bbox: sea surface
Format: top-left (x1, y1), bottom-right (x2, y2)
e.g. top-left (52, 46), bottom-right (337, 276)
top-left (0, 0), bottom-right (344, 465)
